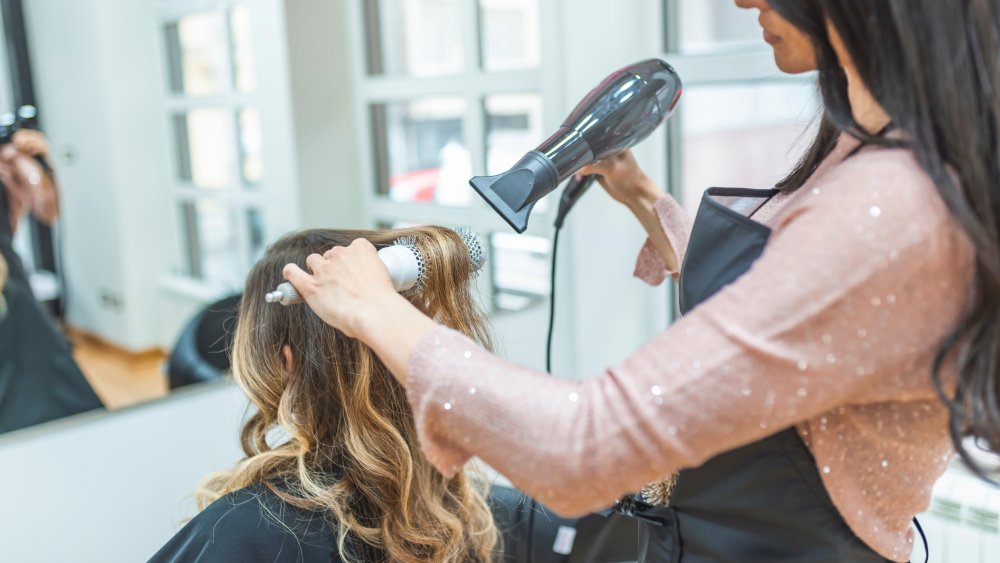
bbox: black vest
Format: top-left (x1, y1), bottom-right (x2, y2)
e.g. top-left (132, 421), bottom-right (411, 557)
top-left (636, 188), bottom-right (890, 563)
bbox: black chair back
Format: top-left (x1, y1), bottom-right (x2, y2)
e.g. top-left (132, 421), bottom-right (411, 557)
top-left (167, 295), bottom-right (241, 389)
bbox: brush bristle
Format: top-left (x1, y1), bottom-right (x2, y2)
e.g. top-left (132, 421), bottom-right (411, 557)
top-left (389, 229), bottom-right (487, 295)
top-left (456, 227), bottom-right (487, 274)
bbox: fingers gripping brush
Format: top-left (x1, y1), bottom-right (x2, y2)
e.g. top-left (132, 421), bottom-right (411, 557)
top-left (265, 228), bottom-right (487, 305)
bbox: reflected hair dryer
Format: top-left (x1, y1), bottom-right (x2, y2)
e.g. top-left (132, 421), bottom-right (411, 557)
top-left (471, 59), bottom-right (682, 233)
top-left (0, 105), bottom-right (53, 175)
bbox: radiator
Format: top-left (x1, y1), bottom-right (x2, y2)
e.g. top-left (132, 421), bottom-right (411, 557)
top-left (914, 464), bottom-right (1000, 562)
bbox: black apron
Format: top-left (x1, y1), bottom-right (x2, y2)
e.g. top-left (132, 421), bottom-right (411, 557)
top-left (635, 188), bottom-right (890, 563)
top-left (0, 184), bottom-right (103, 434)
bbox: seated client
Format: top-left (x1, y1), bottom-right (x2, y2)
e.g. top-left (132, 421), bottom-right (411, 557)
top-left (151, 228), bottom-right (498, 562)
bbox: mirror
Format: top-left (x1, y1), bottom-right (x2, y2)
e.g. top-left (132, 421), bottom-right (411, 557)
top-left (0, 0), bottom-right (558, 429)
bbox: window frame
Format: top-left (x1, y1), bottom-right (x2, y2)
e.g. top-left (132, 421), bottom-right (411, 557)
top-left (345, 0), bottom-right (564, 312)
top-left (156, 0), bottom-right (265, 293)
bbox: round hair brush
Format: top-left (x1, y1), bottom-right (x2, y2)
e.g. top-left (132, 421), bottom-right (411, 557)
top-left (265, 228), bottom-right (486, 306)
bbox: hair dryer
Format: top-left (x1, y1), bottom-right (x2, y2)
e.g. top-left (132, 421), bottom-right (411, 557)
top-left (471, 59), bottom-right (682, 233)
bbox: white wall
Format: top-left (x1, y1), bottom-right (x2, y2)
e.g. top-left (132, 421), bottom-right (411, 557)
top-left (554, 0), bottom-right (671, 377)
top-left (0, 382), bottom-right (248, 563)
top-left (282, 0), bottom-right (363, 231)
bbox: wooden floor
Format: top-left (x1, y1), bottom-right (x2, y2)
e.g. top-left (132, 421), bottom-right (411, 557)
top-left (69, 329), bottom-right (169, 410)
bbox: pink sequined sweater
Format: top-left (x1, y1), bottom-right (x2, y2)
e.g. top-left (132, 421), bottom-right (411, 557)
top-left (405, 135), bottom-right (975, 562)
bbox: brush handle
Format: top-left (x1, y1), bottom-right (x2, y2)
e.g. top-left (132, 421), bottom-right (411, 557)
top-left (265, 231), bottom-right (485, 306)
top-left (378, 245), bottom-right (421, 292)
top-left (264, 246), bottom-right (421, 306)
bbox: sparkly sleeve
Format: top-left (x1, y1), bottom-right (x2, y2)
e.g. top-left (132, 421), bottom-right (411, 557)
top-left (406, 151), bottom-right (973, 516)
top-left (634, 194), bottom-right (693, 285)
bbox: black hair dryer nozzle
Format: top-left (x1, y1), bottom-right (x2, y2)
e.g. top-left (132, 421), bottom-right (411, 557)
top-left (470, 59), bottom-right (682, 233)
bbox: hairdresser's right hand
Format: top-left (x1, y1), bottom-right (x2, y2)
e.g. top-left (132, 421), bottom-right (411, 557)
top-left (283, 239), bottom-right (402, 339)
top-left (12, 130), bottom-right (50, 160)
top-left (577, 150), bottom-right (664, 211)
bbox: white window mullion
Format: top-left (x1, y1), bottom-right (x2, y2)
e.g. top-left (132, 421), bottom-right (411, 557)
top-left (668, 51), bottom-right (786, 85)
top-left (462, 0), bottom-right (484, 75)
top-left (462, 0), bottom-right (488, 180)
top-left (359, 71), bottom-right (541, 102)
top-left (232, 202), bottom-right (252, 274)
top-left (345, 0), bottom-right (378, 229)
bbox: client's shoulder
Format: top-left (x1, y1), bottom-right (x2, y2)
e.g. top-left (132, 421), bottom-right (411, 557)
top-left (149, 484), bottom-right (342, 563)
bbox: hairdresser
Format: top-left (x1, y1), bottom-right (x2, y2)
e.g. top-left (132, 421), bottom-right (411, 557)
top-left (0, 128), bottom-right (102, 433)
top-left (285, 1), bottom-right (998, 561)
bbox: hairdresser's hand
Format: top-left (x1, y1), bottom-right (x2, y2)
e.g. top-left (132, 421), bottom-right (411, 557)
top-left (0, 144), bottom-right (58, 225)
top-left (283, 239), bottom-right (404, 339)
top-left (283, 239), bottom-right (436, 381)
top-left (581, 150), bottom-right (679, 272)
top-left (577, 150), bottom-right (663, 211)
top-left (12, 130), bottom-right (50, 160)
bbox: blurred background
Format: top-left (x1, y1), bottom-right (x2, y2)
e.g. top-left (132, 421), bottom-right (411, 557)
top-left (0, 1), bottom-right (994, 561)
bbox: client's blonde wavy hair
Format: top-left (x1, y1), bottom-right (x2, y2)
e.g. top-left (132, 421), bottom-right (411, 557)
top-left (198, 227), bottom-right (497, 562)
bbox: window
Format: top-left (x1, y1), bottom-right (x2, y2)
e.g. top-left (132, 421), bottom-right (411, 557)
top-left (159, 2), bottom-right (264, 292)
top-left (663, 0), bottom-right (820, 214)
top-left (679, 83), bottom-right (816, 211)
top-left (675, 0), bottom-right (764, 54)
top-left (370, 96), bottom-right (471, 206)
top-left (350, 0), bottom-right (553, 313)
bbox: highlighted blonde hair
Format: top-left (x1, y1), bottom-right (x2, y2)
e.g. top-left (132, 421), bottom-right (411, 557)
top-left (197, 227), bottom-right (497, 562)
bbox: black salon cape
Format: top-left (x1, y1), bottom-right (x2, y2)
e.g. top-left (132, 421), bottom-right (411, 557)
top-left (149, 484), bottom-right (364, 563)
top-left (0, 185), bottom-right (103, 434)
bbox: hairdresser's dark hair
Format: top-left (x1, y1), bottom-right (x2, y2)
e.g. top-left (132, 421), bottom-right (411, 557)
top-left (769, 0), bottom-right (1000, 477)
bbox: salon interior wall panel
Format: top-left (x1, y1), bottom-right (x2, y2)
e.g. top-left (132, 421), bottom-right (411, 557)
top-left (282, 0), bottom-right (363, 232)
top-left (0, 382), bottom-right (248, 562)
top-left (23, 0), bottom-right (178, 350)
top-left (556, 0), bottom-right (670, 377)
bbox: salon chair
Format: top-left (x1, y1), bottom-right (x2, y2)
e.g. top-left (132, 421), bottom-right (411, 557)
top-left (166, 295), bottom-right (241, 390)
top-left (489, 485), bottom-right (638, 562)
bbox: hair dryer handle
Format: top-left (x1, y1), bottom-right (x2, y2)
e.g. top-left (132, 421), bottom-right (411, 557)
top-left (554, 174), bottom-right (597, 229)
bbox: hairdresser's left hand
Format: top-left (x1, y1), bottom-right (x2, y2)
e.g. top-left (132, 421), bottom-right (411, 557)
top-left (283, 239), bottom-right (403, 339)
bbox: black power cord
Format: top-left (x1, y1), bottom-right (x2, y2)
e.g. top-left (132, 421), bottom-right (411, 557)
top-left (525, 174), bottom-right (596, 563)
top-left (525, 224), bottom-right (560, 563)
top-left (546, 226), bottom-right (560, 376)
